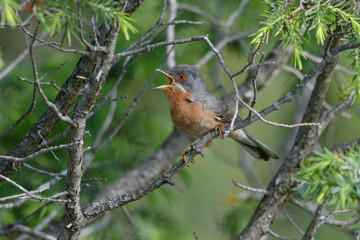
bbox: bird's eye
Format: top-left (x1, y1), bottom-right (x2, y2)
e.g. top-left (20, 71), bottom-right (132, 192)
top-left (178, 74), bottom-right (186, 81)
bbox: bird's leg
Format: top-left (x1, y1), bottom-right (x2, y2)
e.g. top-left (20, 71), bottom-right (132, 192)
top-left (215, 125), bottom-right (225, 140)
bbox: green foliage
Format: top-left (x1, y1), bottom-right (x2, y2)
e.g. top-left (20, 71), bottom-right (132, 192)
top-left (295, 146), bottom-right (360, 210)
top-left (0, 0), bottom-right (19, 67)
top-left (42, 0), bottom-right (137, 44)
top-left (0, 0), bottom-right (19, 26)
top-left (251, 0), bottom-right (360, 69)
top-left (338, 48), bottom-right (360, 105)
top-left (0, 0), bottom-right (137, 45)
top-left (349, 47), bottom-right (360, 105)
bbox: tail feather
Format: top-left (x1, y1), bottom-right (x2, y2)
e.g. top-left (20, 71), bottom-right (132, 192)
top-left (229, 129), bottom-right (279, 161)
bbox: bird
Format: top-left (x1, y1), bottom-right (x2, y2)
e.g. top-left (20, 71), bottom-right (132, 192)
top-left (154, 64), bottom-right (279, 162)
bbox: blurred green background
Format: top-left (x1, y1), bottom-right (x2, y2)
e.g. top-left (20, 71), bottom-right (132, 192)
top-left (0, 0), bottom-right (359, 239)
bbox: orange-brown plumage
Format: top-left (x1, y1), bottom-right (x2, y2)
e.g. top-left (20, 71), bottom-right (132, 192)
top-left (163, 87), bottom-right (221, 138)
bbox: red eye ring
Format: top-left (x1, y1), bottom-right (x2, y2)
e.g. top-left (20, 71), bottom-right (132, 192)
top-left (178, 74), bottom-right (186, 81)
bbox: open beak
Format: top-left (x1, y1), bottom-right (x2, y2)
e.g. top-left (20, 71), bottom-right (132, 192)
top-left (153, 69), bottom-right (174, 90)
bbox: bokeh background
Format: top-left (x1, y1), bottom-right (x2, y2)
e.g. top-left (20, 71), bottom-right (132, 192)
top-left (0, 0), bottom-right (359, 239)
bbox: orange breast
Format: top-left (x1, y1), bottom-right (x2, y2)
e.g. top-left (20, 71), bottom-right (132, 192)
top-left (163, 87), bottom-right (220, 138)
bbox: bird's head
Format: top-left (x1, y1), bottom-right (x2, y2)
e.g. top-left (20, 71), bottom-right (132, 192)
top-left (154, 64), bottom-right (208, 94)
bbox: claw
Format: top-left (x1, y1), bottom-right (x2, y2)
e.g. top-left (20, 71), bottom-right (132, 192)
top-left (182, 150), bottom-right (194, 164)
top-left (215, 125), bottom-right (224, 140)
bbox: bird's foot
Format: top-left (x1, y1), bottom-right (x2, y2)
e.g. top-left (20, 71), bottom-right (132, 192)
top-left (190, 143), bottom-right (206, 157)
top-left (182, 150), bottom-right (194, 165)
top-left (215, 125), bottom-right (225, 140)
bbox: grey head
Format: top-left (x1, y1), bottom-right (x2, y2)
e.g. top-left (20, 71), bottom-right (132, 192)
top-left (154, 64), bottom-right (209, 95)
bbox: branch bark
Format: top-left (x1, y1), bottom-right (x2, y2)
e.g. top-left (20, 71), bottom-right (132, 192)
top-left (63, 25), bottom-right (120, 238)
top-left (0, 0), bottom-right (147, 184)
top-left (236, 30), bottom-right (348, 240)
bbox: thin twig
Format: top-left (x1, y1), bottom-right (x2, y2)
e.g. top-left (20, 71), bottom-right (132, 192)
top-left (0, 142), bottom-right (80, 162)
top-left (89, 56), bottom-right (132, 119)
top-left (302, 196), bottom-right (330, 240)
top-left (15, 10), bottom-right (88, 56)
top-left (35, 205), bottom-right (63, 232)
top-left (93, 91), bottom-right (118, 146)
top-left (79, 18), bottom-right (96, 50)
top-left (163, 20), bottom-right (203, 25)
top-left (232, 179), bottom-right (268, 194)
top-left (289, 198), bottom-right (359, 228)
top-left (195, 31), bottom-right (253, 68)
top-left (0, 78), bottom-right (37, 138)
top-left (178, 3), bottom-right (227, 27)
top-left (78, 16), bottom-right (108, 53)
top-left (166, 0), bottom-right (177, 68)
top-left (239, 97), bottom-right (320, 128)
top-left (225, 0), bottom-right (250, 32)
top-left (282, 65), bottom-right (304, 80)
top-left (267, 229), bottom-right (294, 240)
top-left (0, 48), bottom-right (29, 81)
top-left (0, 173), bottom-right (65, 209)
top-left (0, 174), bottom-right (68, 203)
top-left (316, 209), bottom-right (357, 232)
top-left (92, 95), bottom-right (128, 110)
top-left (0, 187), bottom-right (49, 202)
top-left (23, 163), bottom-right (66, 177)
top-left (38, 127), bottom-right (71, 148)
top-left (18, 61), bottom-right (67, 91)
top-left (0, 30), bottom-right (49, 81)
top-left (232, 33), bottom-right (266, 78)
top-left (91, 15), bottom-right (101, 48)
top-left (28, 23), bottom-right (74, 126)
top-left (281, 208), bottom-right (305, 235)
top-left (123, 0), bottom-right (167, 52)
top-left (319, 91), bottom-right (355, 133)
top-left (9, 203), bottom-right (52, 227)
top-left (120, 206), bottom-right (135, 227)
top-left (193, 230), bottom-right (199, 240)
top-left (331, 136), bottom-right (360, 153)
top-left (79, 214), bottom-right (112, 238)
top-left (38, 128), bottom-right (64, 162)
top-left (1, 224), bottom-right (56, 240)
top-left (247, 53), bottom-right (265, 119)
top-left (302, 50), bottom-right (355, 75)
top-left (19, 78), bottom-right (62, 91)
top-left (39, 61), bottom-right (68, 81)
top-left (115, 36), bottom-right (207, 60)
top-left (317, 209), bottom-right (356, 229)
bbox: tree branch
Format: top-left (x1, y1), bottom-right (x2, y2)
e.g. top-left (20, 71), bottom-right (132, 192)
top-left (1, 224), bottom-right (56, 240)
top-left (0, 0), bottom-right (147, 185)
top-left (302, 196), bottom-right (330, 240)
top-left (236, 36), bottom-right (356, 240)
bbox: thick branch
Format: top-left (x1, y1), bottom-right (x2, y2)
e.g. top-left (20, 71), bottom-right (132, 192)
top-left (0, 0), bottom-right (147, 185)
top-left (91, 128), bottom-right (191, 202)
top-left (83, 158), bottom-right (186, 218)
top-left (236, 37), bottom-right (354, 239)
top-left (302, 196), bottom-right (330, 240)
top-left (62, 24), bottom-right (120, 240)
